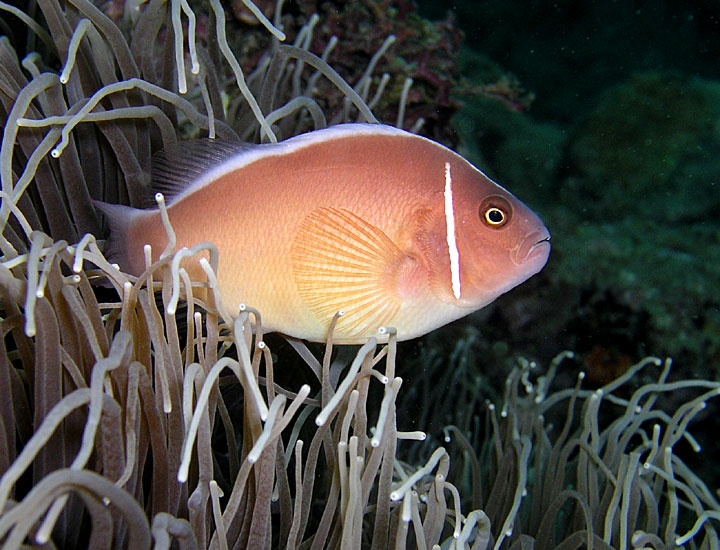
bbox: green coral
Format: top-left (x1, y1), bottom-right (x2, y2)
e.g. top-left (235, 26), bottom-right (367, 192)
top-left (568, 71), bottom-right (720, 222)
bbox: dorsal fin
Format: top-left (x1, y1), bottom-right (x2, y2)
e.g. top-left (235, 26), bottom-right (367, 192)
top-left (148, 138), bottom-right (260, 207)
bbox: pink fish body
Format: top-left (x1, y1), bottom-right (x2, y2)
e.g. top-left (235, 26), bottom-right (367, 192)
top-left (97, 123), bottom-right (550, 343)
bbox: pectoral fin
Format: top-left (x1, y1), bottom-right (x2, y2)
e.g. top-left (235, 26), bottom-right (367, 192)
top-left (291, 207), bottom-right (406, 338)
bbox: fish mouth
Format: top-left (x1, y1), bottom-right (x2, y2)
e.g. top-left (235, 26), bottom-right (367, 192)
top-left (515, 229), bottom-right (551, 266)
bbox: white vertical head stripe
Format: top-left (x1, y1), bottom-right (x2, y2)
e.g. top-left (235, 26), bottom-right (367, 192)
top-left (444, 162), bottom-right (462, 299)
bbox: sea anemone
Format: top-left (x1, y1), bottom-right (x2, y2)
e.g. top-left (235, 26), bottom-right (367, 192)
top-left (1, 0), bottom-right (719, 548)
top-left (401, 336), bottom-right (720, 548)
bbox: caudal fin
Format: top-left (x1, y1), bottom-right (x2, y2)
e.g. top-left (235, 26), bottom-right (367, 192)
top-left (92, 200), bottom-right (139, 270)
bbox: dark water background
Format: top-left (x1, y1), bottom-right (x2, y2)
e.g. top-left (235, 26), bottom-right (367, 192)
top-left (419, 1), bottom-right (720, 121)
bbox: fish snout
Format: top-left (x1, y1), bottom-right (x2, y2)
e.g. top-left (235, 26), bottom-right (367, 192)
top-left (515, 228), bottom-right (551, 271)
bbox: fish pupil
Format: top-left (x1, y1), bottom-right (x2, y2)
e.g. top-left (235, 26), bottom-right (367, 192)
top-left (486, 208), bottom-right (505, 224)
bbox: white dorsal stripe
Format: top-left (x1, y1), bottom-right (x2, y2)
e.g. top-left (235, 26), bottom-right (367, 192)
top-left (444, 162), bottom-right (461, 300)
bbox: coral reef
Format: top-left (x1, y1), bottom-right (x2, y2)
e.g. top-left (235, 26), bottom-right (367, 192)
top-left (219, 0), bottom-right (465, 144)
top-left (567, 72), bottom-right (720, 223)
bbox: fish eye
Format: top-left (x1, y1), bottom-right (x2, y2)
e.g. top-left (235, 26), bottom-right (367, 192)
top-left (479, 195), bottom-right (512, 229)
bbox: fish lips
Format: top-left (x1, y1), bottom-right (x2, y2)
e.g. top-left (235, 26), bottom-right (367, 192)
top-left (515, 229), bottom-right (551, 274)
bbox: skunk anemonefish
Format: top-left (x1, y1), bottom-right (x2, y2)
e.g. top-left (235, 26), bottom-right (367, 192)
top-left (95, 123), bottom-right (550, 343)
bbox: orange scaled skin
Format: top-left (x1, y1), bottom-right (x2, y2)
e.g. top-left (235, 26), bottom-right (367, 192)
top-left (104, 124), bottom-right (550, 343)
